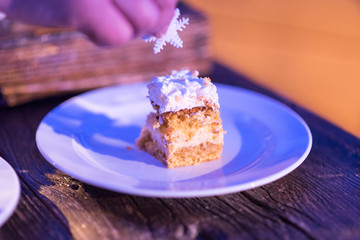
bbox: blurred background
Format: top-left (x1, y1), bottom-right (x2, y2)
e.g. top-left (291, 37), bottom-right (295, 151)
top-left (1, 0), bottom-right (359, 138)
top-left (184, 0), bottom-right (360, 138)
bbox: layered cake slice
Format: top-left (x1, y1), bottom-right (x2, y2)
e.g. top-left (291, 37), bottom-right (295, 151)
top-left (136, 70), bottom-right (224, 168)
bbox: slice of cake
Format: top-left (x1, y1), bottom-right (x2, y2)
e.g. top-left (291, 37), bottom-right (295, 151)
top-left (136, 70), bottom-right (224, 168)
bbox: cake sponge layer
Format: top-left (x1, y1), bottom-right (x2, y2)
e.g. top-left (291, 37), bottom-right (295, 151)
top-left (136, 106), bottom-right (224, 168)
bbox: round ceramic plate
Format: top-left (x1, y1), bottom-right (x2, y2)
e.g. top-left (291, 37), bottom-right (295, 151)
top-left (0, 156), bottom-right (20, 226)
top-left (36, 83), bottom-right (312, 198)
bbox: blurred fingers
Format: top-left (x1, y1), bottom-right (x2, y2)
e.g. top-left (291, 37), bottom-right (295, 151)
top-left (71, 0), bottom-right (135, 46)
top-left (4, 0), bottom-right (178, 46)
top-left (112, 0), bottom-right (160, 36)
top-left (152, 0), bottom-right (178, 35)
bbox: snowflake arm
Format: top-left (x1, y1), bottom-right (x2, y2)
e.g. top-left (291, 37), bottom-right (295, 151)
top-left (143, 8), bottom-right (189, 54)
top-left (142, 35), bottom-right (157, 42)
top-left (153, 38), bottom-right (167, 54)
top-left (176, 17), bottom-right (189, 32)
top-left (168, 33), bottom-right (183, 48)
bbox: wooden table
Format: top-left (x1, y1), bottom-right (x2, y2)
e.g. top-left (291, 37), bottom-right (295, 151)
top-left (0, 63), bottom-right (359, 239)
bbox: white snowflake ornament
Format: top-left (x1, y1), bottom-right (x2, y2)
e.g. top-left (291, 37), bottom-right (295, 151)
top-left (143, 8), bottom-right (189, 54)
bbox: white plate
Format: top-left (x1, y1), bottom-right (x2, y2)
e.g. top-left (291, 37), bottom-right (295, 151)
top-left (0, 156), bottom-right (20, 226)
top-left (36, 83), bottom-right (312, 198)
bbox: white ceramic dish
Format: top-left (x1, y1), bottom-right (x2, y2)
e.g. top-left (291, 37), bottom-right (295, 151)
top-left (36, 83), bottom-right (312, 198)
top-left (0, 156), bottom-right (20, 226)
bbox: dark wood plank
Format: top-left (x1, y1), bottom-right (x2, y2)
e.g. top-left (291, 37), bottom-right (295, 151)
top-left (0, 179), bottom-right (72, 240)
top-left (0, 63), bottom-right (359, 239)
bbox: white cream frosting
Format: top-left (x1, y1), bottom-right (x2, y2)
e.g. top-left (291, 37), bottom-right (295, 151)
top-left (147, 70), bottom-right (219, 114)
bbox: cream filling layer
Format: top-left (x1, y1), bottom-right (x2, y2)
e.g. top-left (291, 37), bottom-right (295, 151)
top-left (145, 119), bottom-right (223, 154)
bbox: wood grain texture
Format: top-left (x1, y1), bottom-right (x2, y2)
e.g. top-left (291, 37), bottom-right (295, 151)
top-left (0, 181), bottom-right (72, 240)
top-left (184, 0), bottom-right (360, 137)
top-left (0, 63), bottom-right (359, 240)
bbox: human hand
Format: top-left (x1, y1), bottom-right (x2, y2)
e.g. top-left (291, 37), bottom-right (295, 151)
top-left (0, 0), bottom-right (178, 46)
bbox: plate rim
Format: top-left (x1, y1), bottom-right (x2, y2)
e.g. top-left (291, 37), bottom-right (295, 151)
top-left (36, 83), bottom-right (312, 198)
top-left (0, 156), bottom-right (21, 226)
